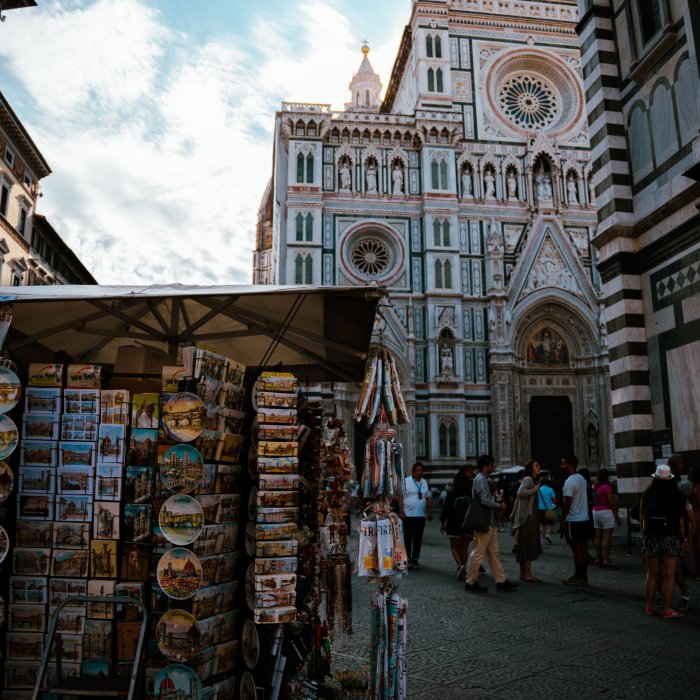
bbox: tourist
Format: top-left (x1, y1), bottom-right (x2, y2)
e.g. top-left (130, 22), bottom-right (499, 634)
top-left (688, 465), bottom-right (700, 580)
top-left (537, 476), bottom-right (557, 544)
top-left (511, 459), bottom-right (543, 582)
top-left (560, 455), bottom-right (593, 586)
top-left (592, 469), bottom-right (621, 567)
top-left (398, 462), bottom-right (432, 569)
top-left (641, 464), bottom-right (688, 618)
top-left (464, 455), bottom-right (518, 593)
top-left (440, 466), bottom-right (474, 581)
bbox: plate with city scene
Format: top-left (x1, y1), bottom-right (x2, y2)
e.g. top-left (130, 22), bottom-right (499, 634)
top-left (159, 494), bottom-right (204, 546)
top-left (156, 609), bottom-right (202, 662)
top-left (242, 619), bottom-right (260, 670)
top-left (157, 548), bottom-right (203, 600)
top-left (162, 392), bottom-right (206, 443)
top-left (0, 524), bottom-right (9, 564)
top-left (0, 366), bottom-right (21, 414)
top-left (0, 461), bottom-right (13, 503)
top-left (154, 664), bottom-right (202, 700)
top-left (0, 414), bottom-right (19, 460)
top-left (160, 444), bottom-right (204, 495)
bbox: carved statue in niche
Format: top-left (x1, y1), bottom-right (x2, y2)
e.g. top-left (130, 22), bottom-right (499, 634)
top-left (392, 163), bottom-right (404, 195)
top-left (440, 345), bottom-right (454, 375)
top-left (339, 159), bottom-right (352, 192)
top-left (567, 173), bottom-right (579, 204)
top-left (506, 169), bottom-right (518, 200)
top-left (461, 166), bottom-right (473, 198)
top-left (535, 164), bottom-right (553, 202)
top-left (586, 422), bottom-right (599, 470)
top-left (365, 162), bottom-right (378, 194)
top-left (483, 167), bottom-right (496, 199)
top-left (487, 220), bottom-right (503, 288)
top-left (588, 176), bottom-right (596, 205)
top-left (526, 326), bottom-right (569, 366)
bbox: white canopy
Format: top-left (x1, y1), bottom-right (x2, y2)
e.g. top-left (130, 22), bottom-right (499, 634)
top-left (0, 284), bottom-right (385, 382)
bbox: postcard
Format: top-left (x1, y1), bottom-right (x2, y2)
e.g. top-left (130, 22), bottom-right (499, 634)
top-left (256, 392), bottom-right (297, 409)
top-left (56, 494), bottom-right (93, 522)
top-left (257, 490), bottom-right (299, 508)
top-left (258, 424), bottom-right (299, 442)
top-left (5, 659), bottom-right (42, 689)
top-left (19, 466), bottom-right (55, 494)
top-left (49, 577), bottom-right (88, 606)
top-left (59, 441), bottom-right (96, 468)
top-left (258, 440), bottom-right (298, 458)
top-left (25, 381), bottom-right (61, 412)
top-left (221, 382), bottom-right (245, 412)
top-left (194, 461), bottom-right (216, 494)
top-left (82, 659), bottom-right (110, 679)
top-left (215, 463), bottom-right (241, 494)
top-left (194, 429), bottom-right (221, 461)
top-left (255, 539), bottom-right (298, 558)
top-left (57, 466), bottom-right (93, 495)
top-left (51, 548), bottom-right (90, 578)
top-left (196, 493), bottom-right (240, 524)
top-left (21, 439), bottom-right (57, 467)
top-left (61, 414), bottom-right (99, 441)
top-left (256, 506), bottom-right (299, 524)
top-left (100, 389), bottom-right (131, 424)
top-left (254, 590), bottom-right (297, 609)
top-left (254, 557), bottom-right (298, 575)
top-left (18, 493), bottom-right (53, 520)
top-left (87, 579), bottom-right (116, 619)
top-left (214, 639), bottom-right (240, 674)
top-left (131, 393), bottom-right (160, 429)
top-left (256, 522), bottom-right (296, 541)
top-left (116, 621), bottom-right (143, 661)
top-left (194, 347), bottom-right (231, 383)
top-left (218, 408), bottom-right (245, 436)
top-left (91, 539), bottom-right (118, 578)
top-left (121, 543), bottom-right (150, 582)
top-left (198, 555), bottom-right (219, 588)
top-left (10, 576), bottom-right (48, 604)
top-left (215, 433), bottom-right (244, 464)
top-left (17, 519), bottom-right (52, 548)
top-left (256, 456), bottom-right (298, 473)
top-left (127, 428), bottom-right (158, 466)
top-left (257, 406), bottom-right (297, 424)
top-left (57, 605), bottom-right (86, 635)
top-left (95, 462), bottom-right (122, 501)
top-left (64, 388), bottom-right (100, 414)
top-left (98, 423), bottom-right (126, 463)
top-left (115, 582), bottom-right (144, 621)
top-left (53, 521), bottom-right (90, 549)
top-left (8, 604), bottom-right (47, 633)
top-left (22, 414), bottom-right (60, 441)
top-left (6, 632), bottom-right (44, 661)
top-left (83, 619), bottom-right (113, 660)
top-left (125, 464), bottom-right (152, 503)
top-left (28, 362), bottom-right (63, 387)
top-left (199, 403), bottom-right (222, 432)
top-left (197, 375), bottom-right (223, 405)
top-left (258, 473), bottom-right (300, 491)
top-left (258, 371), bottom-right (298, 392)
top-left (66, 364), bottom-right (102, 389)
top-left (94, 501), bottom-right (121, 540)
top-left (253, 606), bottom-right (296, 625)
top-left (49, 633), bottom-right (83, 664)
top-left (123, 503), bottom-right (152, 542)
top-left (13, 547), bottom-right (51, 576)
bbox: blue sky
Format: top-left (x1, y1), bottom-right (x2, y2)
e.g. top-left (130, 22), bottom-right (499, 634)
top-left (0, 0), bottom-right (406, 284)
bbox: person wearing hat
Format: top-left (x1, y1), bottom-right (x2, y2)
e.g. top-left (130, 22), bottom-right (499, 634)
top-left (640, 464), bottom-right (689, 618)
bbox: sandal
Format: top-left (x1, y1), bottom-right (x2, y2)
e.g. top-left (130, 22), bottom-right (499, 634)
top-left (661, 609), bottom-right (684, 619)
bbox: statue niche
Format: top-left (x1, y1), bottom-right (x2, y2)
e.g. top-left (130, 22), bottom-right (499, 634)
top-left (438, 328), bottom-right (456, 377)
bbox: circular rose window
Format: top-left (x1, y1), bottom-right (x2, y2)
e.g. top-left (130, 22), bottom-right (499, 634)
top-left (340, 224), bottom-right (406, 285)
top-left (350, 238), bottom-right (391, 277)
top-left (499, 75), bottom-right (557, 130)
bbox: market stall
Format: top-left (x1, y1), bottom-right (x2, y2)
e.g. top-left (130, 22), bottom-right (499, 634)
top-left (0, 284), bottom-right (385, 700)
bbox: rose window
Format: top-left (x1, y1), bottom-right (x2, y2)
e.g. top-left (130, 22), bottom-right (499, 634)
top-left (498, 75), bottom-right (558, 130)
top-left (350, 238), bottom-right (391, 277)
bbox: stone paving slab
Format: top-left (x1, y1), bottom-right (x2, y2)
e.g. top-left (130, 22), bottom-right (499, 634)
top-left (334, 519), bottom-right (700, 696)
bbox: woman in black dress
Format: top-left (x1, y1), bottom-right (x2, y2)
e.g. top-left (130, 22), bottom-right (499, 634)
top-left (440, 467), bottom-right (473, 581)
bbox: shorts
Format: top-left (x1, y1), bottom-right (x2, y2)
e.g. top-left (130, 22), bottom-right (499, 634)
top-left (564, 519), bottom-right (593, 543)
top-left (593, 509), bottom-right (616, 530)
top-left (642, 534), bottom-right (681, 558)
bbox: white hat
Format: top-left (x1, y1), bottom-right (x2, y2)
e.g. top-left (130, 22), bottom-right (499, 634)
top-left (652, 464), bottom-right (673, 480)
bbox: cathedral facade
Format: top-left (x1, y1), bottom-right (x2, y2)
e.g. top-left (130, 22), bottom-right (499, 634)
top-left (254, 0), bottom-right (612, 480)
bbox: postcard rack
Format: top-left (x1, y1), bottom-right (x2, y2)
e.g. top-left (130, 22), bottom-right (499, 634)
top-left (32, 594), bottom-right (147, 700)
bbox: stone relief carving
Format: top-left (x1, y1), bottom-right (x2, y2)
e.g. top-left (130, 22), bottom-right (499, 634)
top-left (523, 237), bottom-right (578, 296)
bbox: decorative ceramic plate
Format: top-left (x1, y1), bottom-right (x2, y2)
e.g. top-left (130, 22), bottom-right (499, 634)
top-left (160, 444), bottom-right (204, 494)
top-left (244, 563), bottom-right (255, 611)
top-left (239, 671), bottom-right (257, 700)
top-left (154, 664), bottom-right (202, 699)
top-left (159, 494), bottom-right (204, 546)
top-left (244, 521), bottom-right (257, 558)
top-left (156, 609), bottom-right (202, 662)
top-left (0, 596), bottom-right (4, 627)
top-left (247, 486), bottom-right (257, 521)
top-left (162, 392), bottom-right (206, 443)
top-left (247, 445), bottom-right (258, 480)
top-left (241, 619), bottom-right (260, 670)
top-left (157, 548), bottom-right (203, 600)
top-left (0, 366), bottom-right (21, 414)
top-left (0, 415), bottom-right (19, 460)
top-left (0, 524), bottom-right (8, 564)
top-left (0, 461), bottom-right (13, 503)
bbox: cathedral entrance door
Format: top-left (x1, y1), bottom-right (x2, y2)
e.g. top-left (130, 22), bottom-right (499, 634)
top-left (528, 395), bottom-right (573, 475)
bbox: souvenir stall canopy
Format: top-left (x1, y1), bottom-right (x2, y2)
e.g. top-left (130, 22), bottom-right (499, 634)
top-left (0, 284), bottom-right (385, 382)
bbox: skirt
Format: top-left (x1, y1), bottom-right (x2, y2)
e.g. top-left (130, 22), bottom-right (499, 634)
top-left (642, 534), bottom-right (682, 558)
top-left (516, 512), bottom-right (542, 563)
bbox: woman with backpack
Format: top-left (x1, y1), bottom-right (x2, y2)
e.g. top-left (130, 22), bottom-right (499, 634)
top-left (641, 464), bottom-right (689, 618)
top-left (440, 466), bottom-right (474, 581)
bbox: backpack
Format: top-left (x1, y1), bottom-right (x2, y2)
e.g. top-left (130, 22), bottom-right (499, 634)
top-left (449, 495), bottom-right (472, 534)
top-left (642, 494), bottom-right (679, 536)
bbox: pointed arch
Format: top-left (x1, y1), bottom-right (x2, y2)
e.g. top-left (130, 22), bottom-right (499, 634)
top-left (295, 213), bottom-right (304, 241)
top-left (435, 36), bottom-right (442, 59)
top-left (427, 67), bottom-right (435, 92)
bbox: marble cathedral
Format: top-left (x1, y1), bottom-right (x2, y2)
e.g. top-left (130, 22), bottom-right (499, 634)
top-left (254, 0), bottom-right (612, 481)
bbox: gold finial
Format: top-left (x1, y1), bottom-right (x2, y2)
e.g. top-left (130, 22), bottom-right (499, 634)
top-left (362, 40), bottom-right (369, 56)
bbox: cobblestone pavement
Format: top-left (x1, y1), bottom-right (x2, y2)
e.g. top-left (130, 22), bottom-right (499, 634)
top-left (334, 518), bottom-right (700, 698)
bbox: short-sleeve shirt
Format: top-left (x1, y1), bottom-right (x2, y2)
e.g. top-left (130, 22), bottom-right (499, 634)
top-left (563, 473), bottom-right (589, 522)
top-left (593, 483), bottom-right (613, 511)
top-left (403, 476), bottom-right (429, 517)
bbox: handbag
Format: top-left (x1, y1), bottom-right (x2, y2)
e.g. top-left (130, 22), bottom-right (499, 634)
top-left (462, 494), bottom-right (491, 534)
top-left (538, 489), bottom-right (557, 522)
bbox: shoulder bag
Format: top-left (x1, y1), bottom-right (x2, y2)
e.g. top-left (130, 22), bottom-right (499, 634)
top-left (462, 493), bottom-right (491, 534)
top-left (538, 489), bottom-right (557, 522)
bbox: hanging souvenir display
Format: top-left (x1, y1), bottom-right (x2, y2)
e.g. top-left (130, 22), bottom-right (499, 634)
top-left (355, 347), bottom-right (409, 425)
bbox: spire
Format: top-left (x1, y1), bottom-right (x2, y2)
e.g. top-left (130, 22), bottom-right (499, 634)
top-left (345, 43), bottom-right (383, 112)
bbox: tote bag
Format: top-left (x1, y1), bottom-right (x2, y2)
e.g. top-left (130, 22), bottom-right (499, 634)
top-left (462, 495), bottom-right (491, 533)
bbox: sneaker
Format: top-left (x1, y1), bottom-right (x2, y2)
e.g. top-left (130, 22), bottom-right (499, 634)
top-left (465, 581), bottom-right (488, 593)
top-left (562, 577), bottom-right (588, 587)
top-left (678, 597), bottom-right (690, 611)
top-left (662, 609), bottom-right (684, 619)
top-left (496, 580), bottom-right (519, 592)
top-left (644, 606), bottom-right (655, 616)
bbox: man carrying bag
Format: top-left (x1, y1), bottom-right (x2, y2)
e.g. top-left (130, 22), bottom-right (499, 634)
top-left (464, 455), bottom-right (519, 593)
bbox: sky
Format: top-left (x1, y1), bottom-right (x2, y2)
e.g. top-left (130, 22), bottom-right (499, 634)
top-left (0, 0), bottom-right (407, 285)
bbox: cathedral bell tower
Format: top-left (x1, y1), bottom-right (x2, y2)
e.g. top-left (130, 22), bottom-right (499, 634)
top-left (345, 44), bottom-right (383, 112)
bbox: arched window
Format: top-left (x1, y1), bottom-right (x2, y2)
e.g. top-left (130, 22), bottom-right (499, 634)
top-left (426, 35), bottom-right (433, 57)
top-left (304, 256), bottom-right (313, 284)
top-left (637, 0), bottom-right (663, 43)
top-left (436, 68), bottom-right (444, 93)
top-left (439, 422), bottom-right (458, 456)
top-left (629, 105), bottom-right (652, 179)
top-left (433, 220), bottom-right (441, 246)
top-left (431, 160), bottom-right (439, 189)
top-left (444, 259), bottom-right (452, 288)
top-left (650, 82), bottom-right (677, 165)
top-left (675, 58), bottom-right (700, 144)
top-left (435, 36), bottom-right (442, 59)
top-left (439, 160), bottom-right (448, 189)
top-left (295, 213), bottom-right (304, 241)
top-left (305, 213), bottom-right (313, 241)
top-left (294, 254), bottom-right (304, 283)
top-left (306, 154), bottom-right (314, 183)
top-left (427, 68), bottom-right (435, 92)
top-left (442, 221), bottom-right (450, 247)
top-left (296, 153), bottom-right (305, 183)
top-left (439, 423), bottom-right (448, 455)
top-left (435, 260), bottom-right (443, 288)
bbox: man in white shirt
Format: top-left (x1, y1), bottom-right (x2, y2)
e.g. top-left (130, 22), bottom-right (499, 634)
top-left (399, 462), bottom-right (432, 568)
top-left (560, 454), bottom-right (592, 586)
